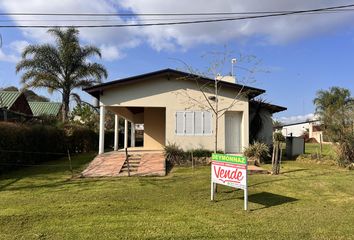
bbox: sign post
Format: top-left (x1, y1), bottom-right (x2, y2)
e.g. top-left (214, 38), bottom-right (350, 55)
top-left (211, 153), bottom-right (248, 210)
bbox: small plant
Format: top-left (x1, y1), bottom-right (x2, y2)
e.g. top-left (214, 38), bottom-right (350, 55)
top-left (244, 142), bottom-right (270, 165)
top-left (186, 148), bottom-right (213, 158)
top-left (273, 131), bottom-right (285, 142)
top-left (164, 143), bottom-right (186, 166)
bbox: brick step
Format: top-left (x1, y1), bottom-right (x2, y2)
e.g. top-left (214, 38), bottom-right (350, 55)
top-left (123, 163), bottom-right (140, 167)
top-left (120, 167), bottom-right (138, 172)
top-left (118, 172), bottom-right (137, 176)
top-left (128, 158), bottom-right (142, 161)
top-left (126, 159), bottom-right (141, 163)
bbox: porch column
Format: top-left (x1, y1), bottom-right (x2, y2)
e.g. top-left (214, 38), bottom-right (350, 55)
top-left (131, 122), bottom-right (135, 147)
top-left (124, 118), bottom-right (128, 149)
top-left (98, 105), bottom-right (105, 154)
top-left (114, 114), bottom-right (119, 151)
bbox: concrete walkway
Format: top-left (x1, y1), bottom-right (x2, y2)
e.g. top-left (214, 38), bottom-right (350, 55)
top-left (81, 151), bottom-right (126, 177)
top-left (82, 150), bottom-right (166, 177)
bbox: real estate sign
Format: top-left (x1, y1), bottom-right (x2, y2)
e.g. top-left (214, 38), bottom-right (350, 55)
top-left (211, 153), bottom-right (248, 210)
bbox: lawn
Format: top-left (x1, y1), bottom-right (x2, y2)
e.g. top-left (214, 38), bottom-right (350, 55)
top-left (0, 154), bottom-right (353, 240)
top-left (305, 143), bottom-right (335, 157)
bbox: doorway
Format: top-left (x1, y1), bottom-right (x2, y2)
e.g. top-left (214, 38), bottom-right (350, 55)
top-left (225, 111), bottom-right (242, 153)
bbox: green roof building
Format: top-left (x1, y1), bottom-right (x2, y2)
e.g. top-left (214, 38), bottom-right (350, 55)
top-left (28, 102), bottom-right (62, 117)
top-left (0, 91), bottom-right (33, 121)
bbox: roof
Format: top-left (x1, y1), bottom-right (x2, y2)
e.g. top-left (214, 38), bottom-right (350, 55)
top-left (250, 100), bottom-right (287, 114)
top-left (0, 91), bottom-right (22, 109)
top-left (83, 68), bottom-right (266, 99)
top-left (280, 119), bottom-right (320, 127)
top-left (28, 102), bottom-right (62, 117)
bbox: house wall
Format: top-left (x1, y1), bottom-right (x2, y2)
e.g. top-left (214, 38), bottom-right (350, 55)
top-left (249, 108), bottom-right (273, 145)
top-left (281, 123), bottom-right (309, 137)
top-left (99, 76), bottom-right (249, 152)
top-left (144, 107), bottom-right (165, 149)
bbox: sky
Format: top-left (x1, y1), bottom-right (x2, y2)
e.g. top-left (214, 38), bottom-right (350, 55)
top-left (0, 0), bottom-right (354, 124)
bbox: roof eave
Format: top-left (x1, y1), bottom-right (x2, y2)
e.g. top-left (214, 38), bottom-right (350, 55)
top-left (83, 68), bottom-right (266, 99)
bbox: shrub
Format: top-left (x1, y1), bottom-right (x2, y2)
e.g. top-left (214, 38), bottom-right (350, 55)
top-left (164, 143), bottom-right (186, 166)
top-left (186, 148), bottom-right (213, 158)
top-left (335, 138), bottom-right (354, 167)
top-left (0, 122), bottom-right (66, 172)
top-left (0, 122), bottom-right (105, 173)
top-left (244, 142), bottom-right (270, 165)
top-left (65, 124), bottom-right (98, 153)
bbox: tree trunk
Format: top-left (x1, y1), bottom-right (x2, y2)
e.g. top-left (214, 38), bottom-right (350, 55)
top-left (214, 78), bottom-right (218, 154)
top-left (62, 92), bottom-right (70, 122)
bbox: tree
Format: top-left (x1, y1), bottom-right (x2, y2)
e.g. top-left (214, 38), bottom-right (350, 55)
top-left (314, 87), bottom-right (354, 166)
top-left (174, 51), bottom-right (265, 153)
top-left (1, 86), bottom-right (49, 102)
top-left (71, 103), bottom-right (99, 130)
top-left (70, 103), bottom-right (116, 131)
top-left (16, 27), bottom-right (108, 122)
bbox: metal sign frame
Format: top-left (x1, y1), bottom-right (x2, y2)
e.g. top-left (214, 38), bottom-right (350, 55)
top-left (211, 153), bottom-right (248, 210)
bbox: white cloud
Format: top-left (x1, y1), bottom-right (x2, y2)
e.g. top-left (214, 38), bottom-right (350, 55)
top-left (9, 40), bottom-right (30, 55)
top-left (119, 0), bottom-right (354, 50)
top-left (277, 113), bottom-right (318, 124)
top-left (1, 0), bottom-right (354, 54)
top-left (0, 0), bottom-right (140, 58)
top-left (0, 40), bottom-right (30, 63)
top-left (0, 49), bottom-right (19, 63)
top-left (100, 44), bottom-right (123, 61)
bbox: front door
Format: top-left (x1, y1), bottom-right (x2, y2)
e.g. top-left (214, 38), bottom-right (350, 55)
top-left (225, 111), bottom-right (242, 153)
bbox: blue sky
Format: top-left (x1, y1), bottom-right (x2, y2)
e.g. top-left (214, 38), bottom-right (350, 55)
top-left (0, 0), bottom-right (354, 123)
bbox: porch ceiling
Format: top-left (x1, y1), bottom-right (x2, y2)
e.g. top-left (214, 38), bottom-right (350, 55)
top-left (126, 107), bottom-right (144, 114)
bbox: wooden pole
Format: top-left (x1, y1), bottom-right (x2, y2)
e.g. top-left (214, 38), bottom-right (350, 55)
top-left (67, 149), bottom-right (73, 177)
top-left (320, 133), bottom-right (323, 157)
top-left (125, 148), bottom-right (130, 177)
top-left (191, 151), bottom-right (194, 170)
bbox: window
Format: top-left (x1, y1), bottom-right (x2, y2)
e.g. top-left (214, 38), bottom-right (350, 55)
top-left (175, 111), bottom-right (213, 135)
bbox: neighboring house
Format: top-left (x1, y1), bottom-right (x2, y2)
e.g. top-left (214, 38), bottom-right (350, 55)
top-left (84, 68), bottom-right (286, 154)
top-left (0, 91), bottom-right (33, 121)
top-left (249, 100), bottom-right (287, 145)
top-left (28, 102), bottom-right (62, 117)
top-left (278, 119), bottom-right (326, 143)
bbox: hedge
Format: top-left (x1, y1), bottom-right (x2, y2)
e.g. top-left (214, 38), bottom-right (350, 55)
top-left (0, 122), bottom-right (113, 173)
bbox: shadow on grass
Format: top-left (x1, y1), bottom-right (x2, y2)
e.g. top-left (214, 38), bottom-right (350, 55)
top-left (281, 168), bottom-right (309, 174)
top-left (245, 192), bottom-right (298, 210)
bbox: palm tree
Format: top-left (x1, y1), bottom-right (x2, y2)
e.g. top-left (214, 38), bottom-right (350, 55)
top-left (313, 87), bottom-right (353, 142)
top-left (16, 27), bottom-right (107, 121)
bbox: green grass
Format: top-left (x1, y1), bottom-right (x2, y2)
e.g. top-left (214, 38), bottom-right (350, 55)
top-left (0, 154), bottom-right (353, 240)
top-left (305, 143), bottom-right (335, 157)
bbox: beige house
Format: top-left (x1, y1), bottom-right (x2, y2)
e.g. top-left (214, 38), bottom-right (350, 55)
top-left (84, 69), bottom-right (285, 154)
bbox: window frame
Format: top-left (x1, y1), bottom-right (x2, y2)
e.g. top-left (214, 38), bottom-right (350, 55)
top-left (175, 110), bottom-right (213, 136)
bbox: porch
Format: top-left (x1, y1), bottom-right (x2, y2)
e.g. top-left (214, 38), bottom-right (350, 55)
top-left (98, 106), bottom-right (166, 154)
top-left (82, 148), bottom-right (166, 177)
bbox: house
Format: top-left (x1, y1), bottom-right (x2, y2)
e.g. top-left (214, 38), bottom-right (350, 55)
top-left (0, 91), bottom-right (33, 121)
top-left (84, 68), bottom-right (286, 154)
top-left (28, 102), bottom-right (62, 117)
top-left (278, 119), bottom-right (326, 143)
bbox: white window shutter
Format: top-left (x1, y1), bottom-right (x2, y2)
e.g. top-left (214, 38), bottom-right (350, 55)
top-left (185, 112), bottom-right (194, 134)
top-left (194, 111), bottom-right (203, 135)
top-left (203, 111), bottom-right (212, 134)
top-left (176, 112), bottom-right (184, 134)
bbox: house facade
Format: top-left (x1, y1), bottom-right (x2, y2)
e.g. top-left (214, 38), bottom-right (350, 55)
top-left (279, 119), bottom-right (326, 143)
top-left (84, 69), bottom-right (285, 154)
